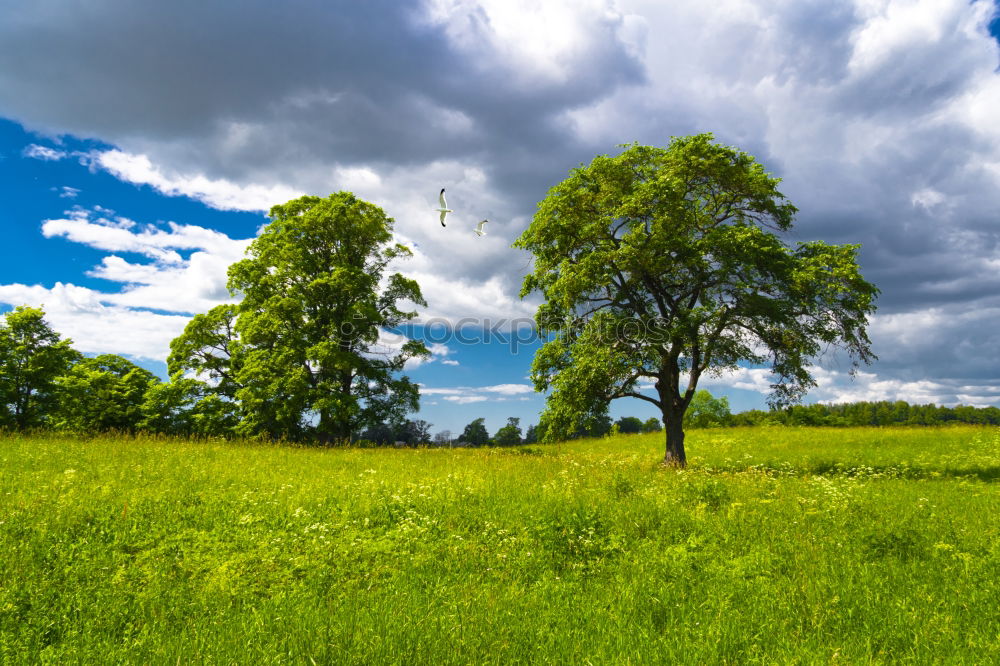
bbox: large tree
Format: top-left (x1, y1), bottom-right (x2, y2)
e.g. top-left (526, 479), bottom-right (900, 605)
top-left (0, 306), bottom-right (79, 430)
top-left (174, 192), bottom-right (429, 443)
top-left (514, 135), bottom-right (877, 467)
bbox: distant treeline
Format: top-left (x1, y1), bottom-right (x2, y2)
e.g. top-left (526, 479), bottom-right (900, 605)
top-left (731, 401), bottom-right (1000, 427)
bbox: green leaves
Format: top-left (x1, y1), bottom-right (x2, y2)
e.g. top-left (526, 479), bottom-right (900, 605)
top-left (52, 354), bottom-right (158, 433)
top-left (0, 306), bottom-right (80, 430)
top-left (168, 192), bottom-right (428, 443)
top-left (683, 390), bottom-right (732, 429)
top-left (515, 135), bottom-right (877, 463)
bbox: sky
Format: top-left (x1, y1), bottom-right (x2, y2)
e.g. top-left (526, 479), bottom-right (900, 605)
top-left (2, 0), bottom-right (1000, 436)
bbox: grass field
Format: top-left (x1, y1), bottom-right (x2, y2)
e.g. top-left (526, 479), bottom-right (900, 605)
top-left (1, 426), bottom-right (998, 663)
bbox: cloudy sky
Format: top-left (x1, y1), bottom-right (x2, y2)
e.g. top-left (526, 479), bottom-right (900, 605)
top-left (2, 0), bottom-right (1000, 434)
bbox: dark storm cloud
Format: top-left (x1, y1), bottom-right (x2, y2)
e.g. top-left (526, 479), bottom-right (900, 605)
top-left (4, 0), bottom-right (1000, 402)
top-left (0, 0), bottom-right (643, 195)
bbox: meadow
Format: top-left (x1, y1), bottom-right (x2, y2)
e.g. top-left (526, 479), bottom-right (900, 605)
top-left (1, 426), bottom-right (998, 663)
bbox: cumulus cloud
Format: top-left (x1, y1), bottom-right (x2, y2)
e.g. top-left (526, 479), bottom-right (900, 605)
top-left (421, 383), bottom-right (536, 402)
top-left (0, 282), bottom-right (191, 360)
top-left (36, 206), bottom-right (253, 316)
top-left (42, 206), bottom-right (249, 264)
top-left (443, 395), bottom-right (489, 404)
top-left (3, 0), bottom-right (1000, 405)
top-left (0, 206), bottom-right (255, 359)
top-left (87, 150), bottom-right (303, 212)
top-left (23, 144), bottom-right (67, 161)
top-left (480, 383), bottom-right (535, 395)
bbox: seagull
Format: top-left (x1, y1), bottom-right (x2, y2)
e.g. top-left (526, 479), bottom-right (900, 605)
top-left (435, 188), bottom-right (453, 227)
top-left (474, 219), bottom-right (488, 237)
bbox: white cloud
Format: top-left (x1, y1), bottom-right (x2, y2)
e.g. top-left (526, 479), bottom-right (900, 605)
top-left (805, 366), bottom-right (1000, 407)
top-left (363, 331), bottom-right (465, 370)
top-left (421, 0), bottom-right (629, 84)
top-left (36, 206), bottom-right (253, 314)
top-left (23, 144), bottom-right (67, 161)
top-left (481, 383), bottom-right (535, 395)
top-left (0, 206), bottom-right (258, 360)
top-left (0, 282), bottom-right (190, 360)
top-left (42, 206), bottom-right (248, 258)
top-left (419, 387), bottom-right (464, 396)
top-left (911, 187), bottom-right (946, 211)
top-left (848, 0), bottom-right (955, 74)
top-left (87, 149), bottom-right (302, 212)
top-left (5, 203), bottom-right (475, 369)
top-left (85, 147), bottom-right (539, 327)
top-left (420, 383), bottom-right (537, 404)
top-left (54, 186), bottom-right (80, 198)
top-left (678, 359), bottom-right (1000, 409)
top-left (443, 395), bottom-right (489, 404)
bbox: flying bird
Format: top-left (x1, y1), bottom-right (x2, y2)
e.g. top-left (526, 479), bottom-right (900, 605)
top-left (435, 188), bottom-right (453, 227)
top-left (474, 219), bottom-right (489, 236)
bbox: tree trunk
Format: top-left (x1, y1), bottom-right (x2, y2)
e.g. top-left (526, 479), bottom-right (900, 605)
top-left (662, 410), bottom-right (687, 468)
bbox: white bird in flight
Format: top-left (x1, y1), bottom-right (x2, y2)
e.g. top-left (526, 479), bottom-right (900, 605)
top-left (474, 219), bottom-right (489, 237)
top-left (435, 188), bottom-right (453, 227)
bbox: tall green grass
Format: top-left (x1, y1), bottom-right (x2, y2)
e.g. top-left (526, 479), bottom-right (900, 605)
top-left (1, 427), bottom-right (998, 663)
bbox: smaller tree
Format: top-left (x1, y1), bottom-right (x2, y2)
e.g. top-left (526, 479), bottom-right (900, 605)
top-left (140, 375), bottom-right (239, 438)
top-left (683, 390), bottom-right (732, 428)
top-left (493, 417), bottom-right (523, 447)
top-left (642, 417), bottom-right (662, 433)
top-left (0, 306), bottom-right (79, 430)
top-left (432, 430), bottom-right (452, 447)
top-left (573, 412), bottom-right (612, 438)
top-left (359, 422), bottom-right (395, 445)
top-left (460, 417), bottom-right (491, 447)
top-left (523, 424), bottom-right (539, 444)
top-left (615, 416), bottom-right (644, 434)
top-left (394, 419), bottom-right (432, 446)
top-left (53, 354), bottom-right (158, 433)
top-left (167, 304), bottom-right (243, 402)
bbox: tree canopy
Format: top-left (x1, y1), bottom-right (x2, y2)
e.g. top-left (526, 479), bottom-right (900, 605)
top-left (642, 417), bottom-right (662, 433)
top-left (0, 306), bottom-right (79, 430)
top-left (615, 416), bottom-right (644, 434)
top-left (53, 354), bottom-right (158, 433)
top-left (459, 418), bottom-right (491, 447)
top-left (139, 373), bottom-right (240, 438)
top-left (683, 390), bottom-right (732, 429)
top-left (514, 134), bottom-right (878, 466)
top-left (170, 192), bottom-right (429, 443)
top-left (493, 417), bottom-right (523, 446)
